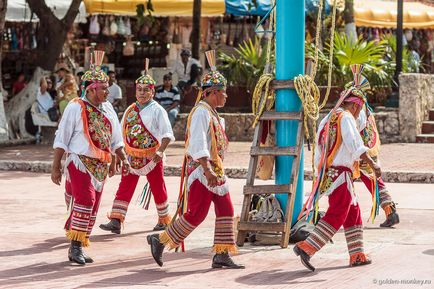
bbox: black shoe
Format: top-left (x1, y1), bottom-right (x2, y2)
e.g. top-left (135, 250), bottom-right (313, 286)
top-left (211, 253), bottom-right (245, 269)
top-left (99, 219), bottom-right (121, 234)
top-left (82, 251), bottom-right (94, 263)
top-left (153, 223), bottom-right (167, 231)
top-left (380, 212), bottom-right (400, 228)
top-left (68, 241), bottom-right (86, 265)
top-left (147, 234), bottom-right (165, 267)
top-left (293, 245), bottom-right (315, 272)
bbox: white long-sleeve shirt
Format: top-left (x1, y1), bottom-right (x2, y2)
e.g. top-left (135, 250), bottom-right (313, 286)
top-left (315, 108), bottom-right (368, 170)
top-left (187, 101), bottom-right (225, 161)
top-left (122, 100), bottom-right (175, 144)
top-left (171, 58), bottom-right (201, 82)
top-left (53, 100), bottom-right (124, 156)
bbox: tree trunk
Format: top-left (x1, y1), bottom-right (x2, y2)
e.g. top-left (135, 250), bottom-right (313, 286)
top-left (344, 0), bottom-right (357, 43)
top-left (6, 68), bottom-right (46, 139)
top-left (191, 0), bottom-right (201, 60)
top-left (0, 0), bottom-right (8, 141)
top-left (5, 0), bottom-right (82, 139)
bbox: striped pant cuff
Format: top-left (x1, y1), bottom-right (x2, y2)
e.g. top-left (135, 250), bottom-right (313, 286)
top-left (345, 225), bottom-right (364, 256)
top-left (110, 200), bottom-right (129, 222)
top-left (156, 201), bottom-right (169, 218)
top-left (164, 216), bottom-right (196, 249)
top-left (214, 216), bottom-right (235, 246)
top-left (306, 219), bottom-right (337, 251)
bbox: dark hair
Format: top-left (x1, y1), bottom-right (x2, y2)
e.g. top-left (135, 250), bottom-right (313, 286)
top-left (163, 73), bottom-right (172, 80)
top-left (77, 72), bottom-right (84, 77)
top-left (108, 70), bottom-right (115, 75)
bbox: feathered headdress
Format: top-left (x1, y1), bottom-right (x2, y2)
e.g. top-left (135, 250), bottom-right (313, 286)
top-left (341, 64), bottom-right (371, 105)
top-left (81, 50), bottom-right (109, 84)
top-left (135, 58), bottom-right (156, 88)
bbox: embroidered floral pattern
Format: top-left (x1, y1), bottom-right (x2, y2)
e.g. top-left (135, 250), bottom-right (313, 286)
top-left (125, 104), bottom-right (158, 150)
top-left (130, 156), bottom-right (147, 169)
top-left (84, 102), bottom-right (112, 151)
top-left (320, 167), bottom-right (339, 193)
top-left (78, 155), bottom-right (109, 182)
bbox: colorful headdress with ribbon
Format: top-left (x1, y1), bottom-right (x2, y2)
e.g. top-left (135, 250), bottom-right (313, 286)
top-left (135, 58), bottom-right (156, 89)
top-left (201, 50), bottom-right (227, 89)
top-left (81, 50), bottom-right (109, 89)
top-left (341, 64), bottom-right (371, 106)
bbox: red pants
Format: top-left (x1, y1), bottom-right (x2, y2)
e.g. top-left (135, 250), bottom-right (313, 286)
top-left (298, 181), bottom-right (365, 259)
top-left (160, 180), bottom-right (237, 254)
top-left (109, 160), bottom-right (170, 223)
top-left (64, 163), bottom-right (103, 247)
top-left (360, 173), bottom-right (393, 209)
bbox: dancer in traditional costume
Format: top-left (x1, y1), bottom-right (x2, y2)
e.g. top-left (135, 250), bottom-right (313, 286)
top-left (357, 104), bottom-right (400, 227)
top-left (293, 65), bottom-right (381, 271)
top-left (146, 50), bottom-right (244, 269)
top-left (100, 59), bottom-right (175, 233)
top-left (51, 50), bottom-right (129, 265)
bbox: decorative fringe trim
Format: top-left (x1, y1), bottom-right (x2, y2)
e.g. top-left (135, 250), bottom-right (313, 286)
top-left (382, 204), bottom-right (393, 217)
top-left (108, 212), bottom-right (126, 222)
top-left (295, 241), bottom-right (317, 257)
top-left (350, 252), bottom-right (370, 266)
top-left (66, 230), bottom-right (89, 247)
top-left (158, 215), bottom-right (172, 225)
top-left (130, 160), bottom-right (157, 176)
top-left (187, 166), bottom-right (229, 196)
top-left (212, 244), bottom-right (238, 255)
top-left (159, 231), bottom-right (179, 250)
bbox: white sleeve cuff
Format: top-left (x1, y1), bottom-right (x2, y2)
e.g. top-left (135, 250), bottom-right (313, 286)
top-left (111, 141), bottom-right (124, 152)
top-left (161, 132), bottom-right (175, 143)
top-left (353, 146), bottom-right (368, 161)
top-left (190, 149), bottom-right (211, 161)
top-left (53, 142), bottom-right (68, 151)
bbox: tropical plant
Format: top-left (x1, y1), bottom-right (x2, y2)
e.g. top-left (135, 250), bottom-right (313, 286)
top-left (306, 33), bottom-right (398, 104)
top-left (218, 38), bottom-right (272, 91)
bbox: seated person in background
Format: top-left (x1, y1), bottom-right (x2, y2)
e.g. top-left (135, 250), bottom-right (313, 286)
top-left (57, 73), bottom-right (78, 115)
top-left (12, 72), bottom-right (27, 97)
top-left (36, 77), bottom-right (55, 117)
top-left (171, 49), bottom-right (202, 94)
top-left (107, 70), bottom-right (123, 111)
top-left (155, 73), bottom-right (180, 127)
top-left (46, 77), bottom-right (57, 100)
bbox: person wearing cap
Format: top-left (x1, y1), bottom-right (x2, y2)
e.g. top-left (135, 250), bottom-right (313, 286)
top-left (155, 73), bottom-right (180, 127)
top-left (55, 63), bottom-right (70, 91)
top-left (51, 50), bottom-right (129, 265)
top-left (171, 48), bottom-right (202, 91)
top-left (293, 64), bottom-right (381, 271)
top-left (147, 50), bottom-right (244, 270)
top-left (100, 59), bottom-right (175, 234)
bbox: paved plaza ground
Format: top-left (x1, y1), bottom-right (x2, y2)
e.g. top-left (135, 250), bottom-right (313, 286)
top-left (1, 172), bottom-right (433, 289)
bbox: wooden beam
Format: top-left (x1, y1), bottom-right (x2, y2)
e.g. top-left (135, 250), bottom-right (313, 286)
top-left (243, 184), bottom-right (292, 195)
top-left (259, 111), bottom-right (302, 121)
top-left (250, 146), bottom-right (298, 156)
top-left (271, 80), bottom-right (295, 90)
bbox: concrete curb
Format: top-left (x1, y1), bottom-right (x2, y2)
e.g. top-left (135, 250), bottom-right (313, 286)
top-left (1, 160), bottom-right (433, 184)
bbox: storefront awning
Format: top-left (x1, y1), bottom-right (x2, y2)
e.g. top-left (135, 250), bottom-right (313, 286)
top-left (225, 0), bottom-right (330, 17)
top-left (354, 0), bottom-right (434, 29)
top-left (84, 0), bottom-right (225, 17)
top-left (6, 0), bottom-right (87, 23)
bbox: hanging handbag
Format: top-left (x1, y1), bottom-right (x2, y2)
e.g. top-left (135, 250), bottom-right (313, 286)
top-left (123, 35), bottom-right (134, 56)
top-left (89, 15), bottom-right (100, 35)
top-left (36, 100), bottom-right (59, 122)
top-left (110, 15), bottom-right (118, 35)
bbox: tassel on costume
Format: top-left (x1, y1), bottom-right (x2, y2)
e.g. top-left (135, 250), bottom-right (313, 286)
top-left (212, 244), bottom-right (238, 255)
top-left (158, 215), bottom-right (172, 225)
top-left (295, 240), bottom-right (318, 257)
top-left (368, 177), bottom-right (380, 223)
top-left (349, 252), bottom-right (370, 266)
top-left (137, 182), bottom-right (153, 210)
top-left (66, 230), bottom-right (89, 247)
top-left (383, 204), bottom-right (393, 217)
top-left (159, 231), bottom-right (179, 250)
top-left (108, 212), bottom-right (126, 223)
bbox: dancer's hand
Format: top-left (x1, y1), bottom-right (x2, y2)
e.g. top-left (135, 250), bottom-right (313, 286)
top-left (51, 166), bottom-right (62, 185)
top-left (152, 150), bottom-right (163, 163)
top-left (372, 163), bottom-right (382, 178)
top-left (204, 168), bottom-right (218, 187)
top-left (122, 159), bottom-right (131, 176)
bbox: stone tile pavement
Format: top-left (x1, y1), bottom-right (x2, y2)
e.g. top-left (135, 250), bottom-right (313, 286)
top-left (0, 172), bottom-right (433, 288)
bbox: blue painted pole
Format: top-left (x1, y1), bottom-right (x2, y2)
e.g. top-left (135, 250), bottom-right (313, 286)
top-left (274, 0), bottom-right (305, 226)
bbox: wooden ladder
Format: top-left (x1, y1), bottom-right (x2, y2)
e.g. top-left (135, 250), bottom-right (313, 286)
top-left (236, 110), bottom-right (304, 248)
